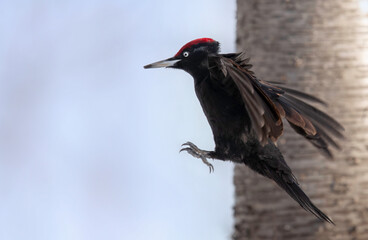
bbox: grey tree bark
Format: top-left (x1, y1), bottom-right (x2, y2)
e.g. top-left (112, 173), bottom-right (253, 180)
top-left (233, 1), bottom-right (368, 239)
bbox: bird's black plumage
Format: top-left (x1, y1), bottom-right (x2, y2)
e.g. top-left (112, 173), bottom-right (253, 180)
top-left (144, 38), bottom-right (343, 224)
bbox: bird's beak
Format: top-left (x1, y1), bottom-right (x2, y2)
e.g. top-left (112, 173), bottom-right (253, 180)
top-left (144, 57), bottom-right (180, 69)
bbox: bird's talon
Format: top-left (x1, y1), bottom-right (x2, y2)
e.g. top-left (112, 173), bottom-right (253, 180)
top-left (200, 156), bottom-right (214, 173)
top-left (181, 142), bottom-right (190, 147)
top-left (180, 141), bottom-right (214, 172)
top-left (179, 147), bottom-right (189, 153)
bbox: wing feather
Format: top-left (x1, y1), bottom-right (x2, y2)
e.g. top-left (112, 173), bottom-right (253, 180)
top-left (260, 74), bottom-right (344, 157)
top-left (209, 56), bottom-right (283, 144)
top-left (210, 52), bottom-right (343, 157)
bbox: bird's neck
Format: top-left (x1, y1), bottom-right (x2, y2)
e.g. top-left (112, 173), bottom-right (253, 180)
top-left (192, 70), bottom-right (210, 85)
top-left (189, 68), bottom-right (210, 85)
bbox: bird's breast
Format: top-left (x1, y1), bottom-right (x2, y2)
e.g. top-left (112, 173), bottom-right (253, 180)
top-left (194, 76), bottom-right (251, 146)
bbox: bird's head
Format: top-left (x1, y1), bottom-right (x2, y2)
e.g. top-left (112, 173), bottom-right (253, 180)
top-left (144, 38), bottom-right (219, 76)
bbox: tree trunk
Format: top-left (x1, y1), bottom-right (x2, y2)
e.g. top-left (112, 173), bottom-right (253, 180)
top-left (233, 0), bottom-right (368, 239)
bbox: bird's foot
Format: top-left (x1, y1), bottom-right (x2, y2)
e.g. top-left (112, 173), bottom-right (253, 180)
top-left (180, 142), bottom-right (214, 173)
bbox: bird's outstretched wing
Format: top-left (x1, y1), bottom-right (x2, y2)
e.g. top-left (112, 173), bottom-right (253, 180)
top-left (209, 53), bottom-right (344, 158)
top-left (208, 55), bottom-right (283, 145)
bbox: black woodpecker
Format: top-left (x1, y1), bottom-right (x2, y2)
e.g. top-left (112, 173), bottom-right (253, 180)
top-left (144, 38), bottom-right (344, 224)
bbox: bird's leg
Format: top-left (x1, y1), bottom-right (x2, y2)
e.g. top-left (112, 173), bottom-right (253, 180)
top-left (180, 141), bottom-right (215, 173)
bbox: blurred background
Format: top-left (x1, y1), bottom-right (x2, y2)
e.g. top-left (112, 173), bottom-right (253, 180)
top-left (0, 1), bottom-right (236, 240)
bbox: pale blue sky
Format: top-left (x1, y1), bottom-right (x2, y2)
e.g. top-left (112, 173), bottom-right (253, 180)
top-left (0, 1), bottom-right (236, 240)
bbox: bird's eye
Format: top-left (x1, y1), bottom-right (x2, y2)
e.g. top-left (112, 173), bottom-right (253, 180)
top-left (183, 51), bottom-right (189, 57)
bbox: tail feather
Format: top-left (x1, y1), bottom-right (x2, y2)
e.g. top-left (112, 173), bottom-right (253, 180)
top-left (272, 173), bottom-right (335, 224)
top-left (244, 140), bottom-right (334, 224)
